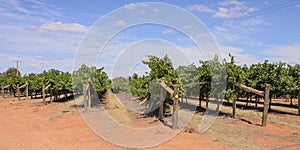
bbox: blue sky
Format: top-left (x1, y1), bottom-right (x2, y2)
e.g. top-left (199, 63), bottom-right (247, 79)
top-left (0, 0), bottom-right (300, 76)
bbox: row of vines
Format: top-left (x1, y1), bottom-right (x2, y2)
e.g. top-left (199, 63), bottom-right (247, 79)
top-left (114, 54), bottom-right (300, 111)
top-left (0, 64), bottom-right (111, 101)
top-left (1, 54), bottom-right (299, 109)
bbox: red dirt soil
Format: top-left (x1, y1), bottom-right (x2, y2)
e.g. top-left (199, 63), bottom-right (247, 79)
top-left (0, 97), bottom-right (229, 150)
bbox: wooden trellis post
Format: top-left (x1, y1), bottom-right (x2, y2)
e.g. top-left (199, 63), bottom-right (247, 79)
top-left (16, 82), bottom-right (29, 100)
top-left (42, 84), bottom-right (45, 104)
top-left (2, 86), bottom-right (4, 98)
top-left (255, 97), bottom-right (259, 108)
top-left (159, 82), bottom-right (180, 129)
top-left (26, 81), bottom-right (28, 99)
top-left (17, 84), bottom-right (20, 100)
top-left (9, 86), bottom-right (12, 97)
top-left (2, 85), bottom-right (10, 98)
top-left (262, 84), bottom-right (270, 127)
top-left (234, 83), bottom-right (270, 127)
top-left (172, 84), bottom-right (179, 129)
top-left (83, 83), bottom-right (91, 111)
top-left (88, 85), bottom-right (91, 108)
top-left (42, 84), bottom-right (51, 104)
top-left (158, 86), bottom-right (164, 121)
top-left (198, 86), bottom-right (201, 107)
top-left (232, 85), bottom-right (236, 118)
top-left (298, 78), bottom-right (300, 116)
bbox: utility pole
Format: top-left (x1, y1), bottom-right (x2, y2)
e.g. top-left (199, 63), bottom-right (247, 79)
top-left (13, 60), bottom-right (22, 76)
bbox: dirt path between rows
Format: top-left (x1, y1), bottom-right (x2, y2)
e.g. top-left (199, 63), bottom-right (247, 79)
top-left (1, 91), bottom-right (300, 149)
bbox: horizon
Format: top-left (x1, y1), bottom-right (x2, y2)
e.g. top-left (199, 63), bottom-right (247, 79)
top-left (1, 54), bottom-right (298, 79)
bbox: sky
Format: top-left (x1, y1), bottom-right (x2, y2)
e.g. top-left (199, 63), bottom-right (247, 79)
top-left (0, 0), bottom-right (300, 77)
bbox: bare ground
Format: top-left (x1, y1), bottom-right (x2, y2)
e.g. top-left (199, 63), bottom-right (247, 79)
top-left (0, 92), bottom-right (300, 149)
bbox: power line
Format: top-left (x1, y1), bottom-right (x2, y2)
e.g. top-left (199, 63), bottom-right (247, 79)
top-left (207, 0), bottom-right (300, 28)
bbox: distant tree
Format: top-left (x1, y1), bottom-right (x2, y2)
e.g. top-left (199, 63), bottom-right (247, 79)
top-left (5, 67), bottom-right (20, 77)
top-left (112, 77), bottom-right (129, 93)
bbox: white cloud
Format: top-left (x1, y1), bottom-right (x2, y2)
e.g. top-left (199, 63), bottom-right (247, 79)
top-left (0, 54), bottom-right (74, 74)
top-left (221, 46), bottom-right (259, 65)
top-left (153, 8), bottom-right (159, 12)
top-left (161, 28), bottom-right (174, 34)
top-left (0, 0), bottom-right (35, 15)
top-left (213, 0), bottom-right (256, 18)
top-left (91, 40), bottom-right (261, 77)
top-left (139, 3), bottom-right (148, 7)
top-left (183, 25), bottom-right (194, 29)
top-left (188, 0), bottom-right (256, 19)
top-left (35, 22), bottom-right (88, 33)
top-left (0, 23), bottom-right (82, 55)
top-left (124, 3), bottom-right (137, 10)
top-left (239, 17), bottom-right (265, 26)
top-left (212, 17), bottom-right (265, 44)
top-left (188, 4), bottom-right (214, 13)
top-left (114, 20), bottom-right (127, 27)
top-left (262, 43), bottom-right (300, 64)
top-left (0, 0), bottom-right (85, 74)
top-left (213, 6), bottom-right (255, 18)
top-left (213, 26), bottom-right (240, 42)
top-left (218, 0), bottom-right (245, 6)
top-left (264, 0), bottom-right (269, 5)
top-left (161, 44), bottom-right (259, 65)
top-left (0, 0), bottom-right (65, 21)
